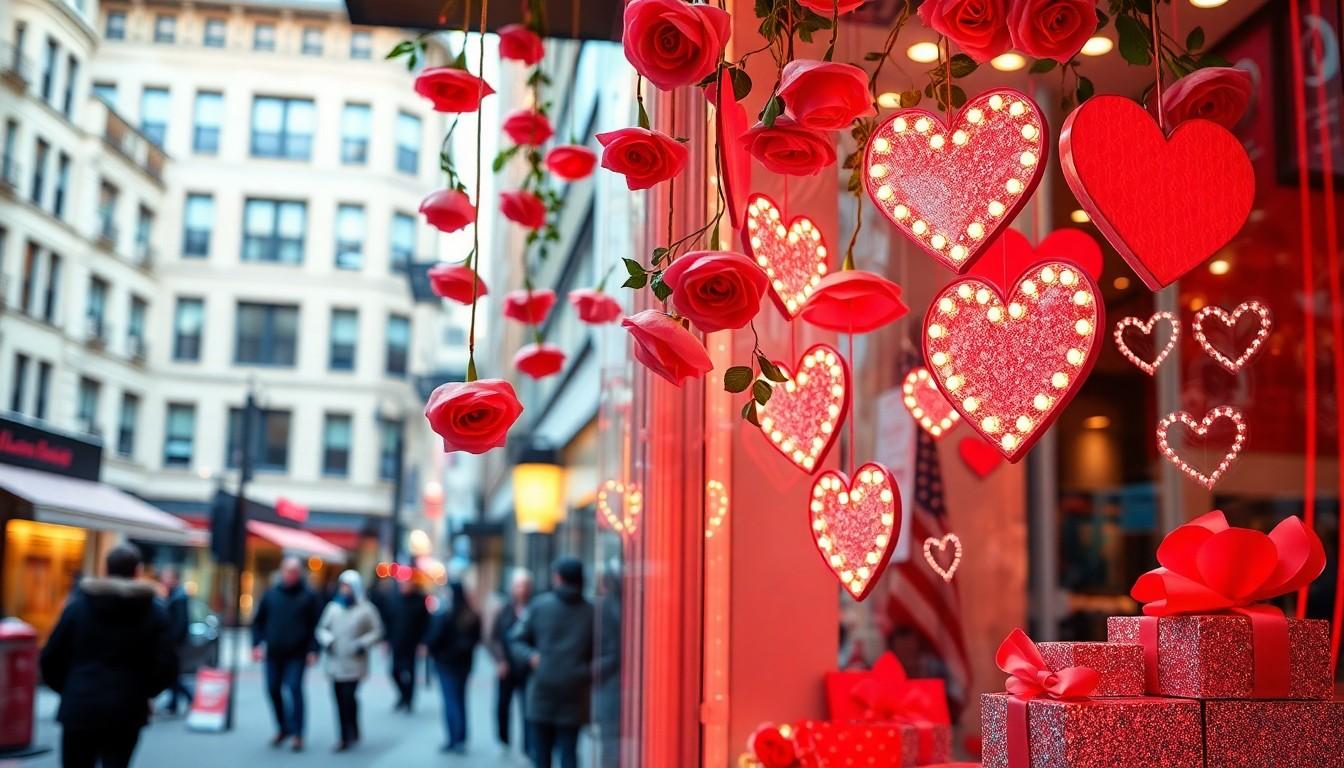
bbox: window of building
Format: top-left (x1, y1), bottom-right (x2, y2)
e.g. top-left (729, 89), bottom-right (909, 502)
top-left (34, 361), bottom-right (51, 420)
top-left (253, 22), bottom-right (276, 52)
top-left (250, 96), bottom-right (314, 160)
top-left (41, 38), bottom-right (58, 102)
top-left (19, 242), bottom-right (38, 314)
top-left (3, 119), bottom-right (17, 187)
top-left (140, 87), bottom-right (170, 146)
top-left (378, 418), bottom-right (401, 481)
top-left (183, 193), bottom-right (213, 257)
top-left (52, 152), bottom-right (70, 219)
top-left (334, 203), bottom-right (365, 270)
top-left (42, 253), bottom-right (60, 324)
top-left (9, 354), bottom-right (29, 413)
top-left (117, 393), bottom-right (139, 457)
top-left (235, 302), bottom-right (298, 366)
top-left (350, 30), bottom-right (372, 59)
top-left (227, 407), bottom-right (290, 471)
top-left (302, 27), bottom-right (323, 55)
top-left (203, 18), bottom-right (226, 48)
top-left (340, 103), bottom-right (370, 165)
top-left (395, 112), bottom-right (420, 174)
top-left (242, 198), bottom-right (305, 263)
top-left (385, 314), bottom-right (409, 376)
top-left (134, 205), bottom-right (153, 263)
top-left (193, 91), bottom-right (223, 154)
top-left (322, 413), bottom-right (352, 476)
top-left (390, 212), bottom-right (415, 273)
top-left (97, 180), bottom-right (119, 244)
top-left (173, 297), bottom-right (203, 361)
top-left (163, 403), bottom-right (195, 467)
top-left (128, 295), bottom-right (146, 357)
top-left (86, 276), bottom-right (107, 340)
top-left (105, 11), bottom-right (127, 40)
top-left (154, 15), bottom-right (176, 44)
top-left (30, 138), bottom-right (48, 207)
top-left (76, 377), bottom-right (100, 434)
top-left (62, 55), bottom-right (78, 117)
top-left (329, 308), bottom-right (357, 371)
top-left (92, 81), bottom-right (116, 106)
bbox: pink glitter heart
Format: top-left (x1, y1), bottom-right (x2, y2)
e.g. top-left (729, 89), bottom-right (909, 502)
top-left (808, 462), bottom-right (901, 601)
top-left (757, 344), bottom-right (849, 474)
top-left (741, 193), bottom-right (830, 319)
top-left (902, 366), bottom-right (959, 439)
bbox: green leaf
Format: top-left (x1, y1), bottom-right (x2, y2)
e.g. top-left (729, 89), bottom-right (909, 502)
top-left (621, 274), bottom-right (647, 290)
top-left (1030, 58), bottom-right (1058, 74)
top-left (752, 379), bottom-right (773, 405)
top-left (709, 227), bottom-right (720, 251)
top-left (450, 49), bottom-right (467, 70)
top-left (1076, 76), bottom-right (1095, 103)
top-left (723, 366), bottom-right (754, 393)
top-left (949, 54), bottom-right (978, 78)
top-left (899, 90), bottom-right (921, 107)
top-left (950, 85), bottom-right (967, 108)
top-left (1186, 26), bottom-right (1205, 53)
top-left (864, 51), bottom-right (883, 61)
top-left (651, 273), bottom-right (672, 301)
top-left (1095, 9), bottom-right (1110, 30)
top-left (637, 99), bottom-right (651, 130)
top-left (730, 67), bottom-right (753, 101)
top-left (1197, 52), bottom-right (1230, 68)
top-left (761, 96), bottom-right (783, 128)
top-left (651, 247), bottom-right (669, 264)
top-left (1116, 15), bottom-right (1152, 66)
top-left (741, 400), bottom-right (761, 427)
top-left (385, 40), bottom-right (414, 60)
top-left (622, 257), bottom-right (645, 277)
top-left (758, 354), bottom-right (788, 383)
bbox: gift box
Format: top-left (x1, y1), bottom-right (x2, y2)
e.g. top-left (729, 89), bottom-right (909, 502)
top-left (981, 693), bottom-right (1203, 768)
top-left (1036, 642), bottom-right (1144, 697)
top-left (793, 719), bottom-right (917, 768)
top-left (1203, 699), bottom-right (1344, 768)
top-left (825, 652), bottom-right (952, 765)
top-left (1107, 615), bottom-right (1331, 699)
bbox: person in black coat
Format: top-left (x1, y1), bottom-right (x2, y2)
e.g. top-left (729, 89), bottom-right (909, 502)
top-left (424, 581), bottom-right (481, 754)
top-left (159, 566), bottom-right (192, 715)
top-left (509, 557), bottom-right (595, 768)
top-left (386, 578), bottom-right (429, 713)
top-left (251, 557), bottom-right (321, 752)
top-left (488, 570), bottom-right (533, 755)
top-left (40, 543), bottom-right (177, 768)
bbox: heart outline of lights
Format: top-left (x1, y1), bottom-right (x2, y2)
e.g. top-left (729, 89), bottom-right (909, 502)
top-left (922, 533), bottom-right (963, 582)
top-left (740, 193), bottom-right (829, 319)
top-left (757, 344), bottom-right (850, 474)
top-left (863, 88), bottom-right (1048, 273)
top-left (1156, 406), bottom-right (1247, 490)
top-left (1114, 311), bottom-right (1180, 375)
top-left (808, 462), bottom-right (902, 601)
top-left (1191, 300), bottom-right (1273, 374)
top-left (923, 259), bottom-right (1103, 462)
top-left (597, 480), bottom-right (642, 535)
top-left (704, 479), bottom-right (729, 538)
top-left (902, 366), bottom-right (959, 439)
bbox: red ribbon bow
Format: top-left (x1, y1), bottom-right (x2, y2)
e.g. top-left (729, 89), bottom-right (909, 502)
top-left (996, 628), bottom-right (1099, 700)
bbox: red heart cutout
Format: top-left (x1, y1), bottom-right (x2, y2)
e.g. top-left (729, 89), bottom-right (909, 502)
top-left (1060, 95), bottom-right (1254, 290)
top-left (958, 437), bottom-right (1002, 478)
top-left (757, 344), bottom-right (850, 474)
top-left (967, 227), bottom-right (1103, 293)
top-left (924, 260), bottom-right (1104, 462)
top-left (809, 462), bottom-right (901, 601)
top-left (864, 88), bottom-right (1048, 273)
top-left (741, 194), bottom-right (830, 319)
top-left (902, 366), bottom-right (959, 439)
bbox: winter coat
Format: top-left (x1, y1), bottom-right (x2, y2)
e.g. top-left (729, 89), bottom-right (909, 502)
top-left (251, 580), bottom-right (321, 658)
top-left (315, 598), bottom-right (383, 682)
top-left (39, 577), bottom-right (178, 729)
top-left (508, 585), bottom-right (595, 726)
top-left (164, 585), bottom-right (190, 648)
top-left (488, 598), bottom-right (529, 681)
top-left (425, 584), bottom-right (481, 671)
top-left (386, 589), bottom-right (430, 656)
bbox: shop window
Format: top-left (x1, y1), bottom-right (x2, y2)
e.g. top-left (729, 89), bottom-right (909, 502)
top-left (117, 393), bottom-right (139, 457)
top-left (329, 308), bottom-right (357, 371)
top-left (384, 314), bottom-right (409, 376)
top-left (334, 203), bottom-right (365, 270)
top-left (241, 198), bottom-right (305, 263)
top-left (172, 297), bottom-right (204, 361)
top-left (163, 403), bottom-right (195, 467)
top-left (227, 407), bottom-right (291, 472)
top-left (322, 413), bottom-right (351, 477)
top-left (234, 302), bottom-right (298, 366)
top-left (250, 96), bottom-right (314, 160)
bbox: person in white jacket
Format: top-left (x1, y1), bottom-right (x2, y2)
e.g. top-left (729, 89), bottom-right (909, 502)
top-left (315, 570), bottom-right (383, 752)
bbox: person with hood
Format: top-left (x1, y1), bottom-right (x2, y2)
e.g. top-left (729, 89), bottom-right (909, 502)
top-left (508, 557), bottom-right (595, 768)
top-left (40, 543), bottom-right (177, 768)
top-left (424, 580), bottom-right (481, 754)
top-left (315, 570), bottom-right (383, 752)
top-left (251, 557), bottom-right (322, 752)
top-left (386, 576), bottom-right (429, 713)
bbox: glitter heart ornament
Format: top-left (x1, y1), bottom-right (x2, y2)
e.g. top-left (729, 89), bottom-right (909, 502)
top-left (864, 88), bottom-right (1048, 273)
top-left (597, 480), bottom-right (642, 535)
top-left (1156, 406), bottom-right (1247, 489)
top-left (757, 344), bottom-right (850, 473)
top-left (924, 260), bottom-right (1103, 462)
top-left (1192, 300), bottom-right (1272, 374)
top-left (741, 193), bottom-right (829, 319)
top-left (808, 462), bottom-right (902, 601)
top-left (902, 366), bottom-right (959, 439)
top-left (1114, 311), bottom-right (1180, 375)
top-left (922, 533), bottom-right (963, 582)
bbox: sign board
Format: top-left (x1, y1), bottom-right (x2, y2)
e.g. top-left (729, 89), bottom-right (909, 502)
top-left (185, 667), bottom-right (231, 732)
top-left (0, 415), bottom-right (102, 481)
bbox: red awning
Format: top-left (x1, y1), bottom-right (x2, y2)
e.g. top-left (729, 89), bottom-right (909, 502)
top-left (246, 519), bottom-right (347, 564)
top-left (0, 463), bottom-right (194, 544)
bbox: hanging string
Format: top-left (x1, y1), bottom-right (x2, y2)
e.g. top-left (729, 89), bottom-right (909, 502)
top-left (667, 88), bottom-right (677, 253)
top-left (941, 36), bottom-right (952, 123)
top-left (464, 0), bottom-right (489, 380)
top-left (1150, 7), bottom-right (1165, 133)
top-left (848, 326), bottom-right (856, 476)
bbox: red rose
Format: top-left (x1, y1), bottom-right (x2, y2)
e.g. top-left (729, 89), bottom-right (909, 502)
top-left (740, 118), bottom-right (836, 176)
top-left (568, 288), bottom-right (624, 324)
top-left (597, 128), bottom-right (689, 190)
top-left (498, 23), bottom-right (544, 65)
top-left (503, 289), bottom-right (557, 324)
top-left (918, 0), bottom-right (1012, 63)
top-left (661, 250), bottom-right (768, 333)
top-left (500, 190), bottom-right (547, 229)
top-left (502, 108), bottom-right (554, 146)
top-left (514, 343), bottom-right (567, 380)
top-left (622, 0), bottom-right (731, 90)
top-left (797, 0), bottom-right (869, 13)
top-left (777, 59), bottom-right (876, 131)
top-left (748, 723), bottom-right (797, 768)
top-left (545, 145), bottom-right (598, 181)
top-left (424, 379), bottom-right (523, 454)
top-left (427, 263), bottom-right (487, 305)
top-left (1007, 0), bottom-right (1097, 63)
top-left (414, 66), bottom-right (495, 113)
top-left (1157, 66), bottom-right (1254, 130)
top-left (419, 189), bottom-right (475, 234)
top-left (621, 310), bottom-right (714, 387)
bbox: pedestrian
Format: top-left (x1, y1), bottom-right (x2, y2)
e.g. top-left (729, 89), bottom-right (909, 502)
top-left (593, 569), bottom-right (622, 768)
top-left (509, 557), bottom-right (595, 768)
top-left (40, 543), bottom-right (177, 768)
top-left (159, 566), bottom-right (193, 716)
top-left (315, 571), bottom-right (383, 752)
top-left (425, 580), bottom-right (481, 754)
top-left (386, 575), bottom-right (429, 713)
top-left (488, 569), bottom-right (533, 756)
top-left (251, 556), bottom-right (322, 752)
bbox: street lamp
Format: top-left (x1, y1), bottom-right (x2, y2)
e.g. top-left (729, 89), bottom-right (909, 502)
top-left (512, 445), bottom-right (566, 534)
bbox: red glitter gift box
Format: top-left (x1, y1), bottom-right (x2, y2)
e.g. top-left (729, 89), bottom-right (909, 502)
top-left (1107, 615), bottom-right (1331, 699)
top-left (980, 693), bottom-right (1204, 768)
top-left (792, 719), bottom-right (917, 768)
top-left (1036, 642), bottom-right (1144, 697)
top-left (824, 652), bottom-right (952, 765)
top-left (1203, 699), bottom-right (1344, 768)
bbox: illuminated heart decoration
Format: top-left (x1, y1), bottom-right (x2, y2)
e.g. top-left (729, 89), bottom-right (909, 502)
top-left (1192, 300), bottom-right (1272, 374)
top-left (902, 367), bottom-right (959, 439)
top-left (1156, 406), bottom-right (1247, 489)
top-left (597, 480), bottom-right (642, 535)
top-left (958, 436), bottom-right (1002, 478)
top-left (1114, 311), bottom-right (1180, 375)
top-left (922, 533), bottom-right (963, 582)
top-left (757, 344), bottom-right (850, 474)
top-left (1060, 95), bottom-right (1255, 290)
top-left (808, 462), bottom-right (901, 601)
top-left (704, 479), bottom-right (729, 538)
top-left (924, 260), bottom-right (1103, 462)
top-left (967, 227), bottom-right (1103, 293)
top-left (741, 193), bottom-right (829, 319)
top-left (864, 88), bottom-right (1048, 273)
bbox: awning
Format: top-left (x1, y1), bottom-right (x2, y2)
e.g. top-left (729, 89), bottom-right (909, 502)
top-left (0, 463), bottom-right (195, 545)
top-left (247, 519), bottom-right (347, 564)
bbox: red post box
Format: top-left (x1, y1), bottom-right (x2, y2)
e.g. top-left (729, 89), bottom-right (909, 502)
top-left (0, 618), bottom-right (38, 751)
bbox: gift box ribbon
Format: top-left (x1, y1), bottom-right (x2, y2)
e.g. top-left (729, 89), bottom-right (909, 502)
top-left (849, 652), bottom-right (950, 762)
top-left (996, 628), bottom-right (1098, 768)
